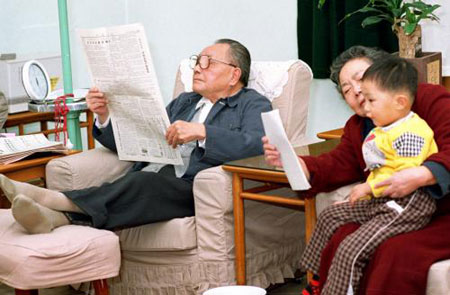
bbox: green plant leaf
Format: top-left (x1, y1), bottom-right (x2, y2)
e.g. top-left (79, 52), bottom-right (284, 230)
top-left (423, 5), bottom-right (441, 20)
top-left (393, 0), bottom-right (402, 8)
top-left (430, 4), bottom-right (442, 12)
top-left (404, 23), bottom-right (417, 35)
top-left (373, 0), bottom-right (391, 10)
top-left (341, 4), bottom-right (373, 22)
top-left (405, 7), bottom-right (418, 24)
top-left (318, 0), bottom-right (327, 9)
top-left (391, 8), bottom-right (402, 18)
top-left (357, 6), bottom-right (384, 13)
top-left (408, 1), bottom-right (430, 11)
top-left (317, 0), bottom-right (440, 33)
top-left (387, 0), bottom-right (402, 11)
top-left (361, 16), bottom-right (386, 27)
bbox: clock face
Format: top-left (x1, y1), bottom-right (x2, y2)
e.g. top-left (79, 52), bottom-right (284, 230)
top-left (22, 60), bottom-right (51, 101)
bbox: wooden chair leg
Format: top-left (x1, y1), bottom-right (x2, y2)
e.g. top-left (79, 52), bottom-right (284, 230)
top-left (93, 279), bottom-right (109, 295)
top-left (15, 289), bottom-right (38, 295)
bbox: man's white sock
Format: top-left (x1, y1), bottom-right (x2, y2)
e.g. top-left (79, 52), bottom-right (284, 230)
top-left (0, 174), bottom-right (83, 213)
top-left (12, 194), bottom-right (70, 234)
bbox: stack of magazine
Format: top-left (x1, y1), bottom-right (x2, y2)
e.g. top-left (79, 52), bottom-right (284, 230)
top-left (0, 134), bottom-right (68, 165)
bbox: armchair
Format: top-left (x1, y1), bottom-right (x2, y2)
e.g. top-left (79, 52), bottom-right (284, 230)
top-left (45, 60), bottom-right (313, 294)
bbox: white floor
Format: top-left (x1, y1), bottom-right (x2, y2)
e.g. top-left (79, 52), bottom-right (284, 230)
top-left (0, 280), bottom-right (304, 295)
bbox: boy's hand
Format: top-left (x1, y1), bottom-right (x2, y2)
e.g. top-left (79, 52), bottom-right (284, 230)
top-left (349, 182), bottom-right (372, 206)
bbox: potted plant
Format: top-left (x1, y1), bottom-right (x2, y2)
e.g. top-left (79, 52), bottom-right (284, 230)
top-left (318, 0), bottom-right (440, 58)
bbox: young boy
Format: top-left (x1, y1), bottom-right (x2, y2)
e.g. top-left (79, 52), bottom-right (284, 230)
top-left (300, 56), bottom-right (438, 295)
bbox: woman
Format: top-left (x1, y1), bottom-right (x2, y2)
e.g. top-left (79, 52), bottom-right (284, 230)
top-left (263, 46), bottom-right (450, 294)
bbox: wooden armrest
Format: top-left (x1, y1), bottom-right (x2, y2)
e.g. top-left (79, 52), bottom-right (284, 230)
top-left (316, 128), bottom-right (344, 140)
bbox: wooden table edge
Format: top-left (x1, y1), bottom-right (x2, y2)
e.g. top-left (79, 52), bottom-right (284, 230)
top-left (0, 150), bottom-right (80, 173)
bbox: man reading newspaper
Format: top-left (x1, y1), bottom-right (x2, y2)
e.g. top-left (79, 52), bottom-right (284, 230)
top-left (1, 39), bottom-right (272, 234)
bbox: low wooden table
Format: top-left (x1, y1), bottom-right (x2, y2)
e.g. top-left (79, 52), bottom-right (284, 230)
top-left (0, 151), bottom-right (79, 208)
top-left (222, 139), bottom-right (340, 285)
top-left (316, 128), bottom-right (344, 140)
top-left (5, 110), bottom-right (95, 149)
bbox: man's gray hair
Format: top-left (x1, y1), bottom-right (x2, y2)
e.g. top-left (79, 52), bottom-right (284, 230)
top-left (330, 46), bottom-right (389, 93)
top-left (215, 38), bottom-right (251, 87)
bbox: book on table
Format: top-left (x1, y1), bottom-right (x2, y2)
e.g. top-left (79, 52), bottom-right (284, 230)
top-left (0, 134), bottom-right (68, 165)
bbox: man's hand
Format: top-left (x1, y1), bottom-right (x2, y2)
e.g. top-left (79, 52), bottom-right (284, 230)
top-left (375, 166), bottom-right (436, 198)
top-left (349, 182), bottom-right (371, 206)
top-left (166, 121), bottom-right (206, 148)
top-left (86, 87), bottom-right (109, 124)
top-left (262, 136), bottom-right (283, 167)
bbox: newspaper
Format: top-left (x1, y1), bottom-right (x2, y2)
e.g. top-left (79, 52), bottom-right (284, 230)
top-left (0, 134), bottom-right (67, 165)
top-left (261, 110), bottom-right (311, 190)
top-left (78, 23), bottom-right (182, 165)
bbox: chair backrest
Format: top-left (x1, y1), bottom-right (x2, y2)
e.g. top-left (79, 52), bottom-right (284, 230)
top-left (172, 60), bottom-right (313, 146)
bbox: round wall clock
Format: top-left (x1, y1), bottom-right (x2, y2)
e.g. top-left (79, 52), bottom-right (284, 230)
top-left (22, 60), bottom-right (51, 101)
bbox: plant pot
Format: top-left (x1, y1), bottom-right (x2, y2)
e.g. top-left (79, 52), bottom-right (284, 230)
top-left (404, 52), bottom-right (442, 85)
top-left (397, 25), bottom-right (422, 58)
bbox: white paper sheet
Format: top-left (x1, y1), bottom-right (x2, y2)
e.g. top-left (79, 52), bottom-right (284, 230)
top-left (261, 109), bottom-right (311, 190)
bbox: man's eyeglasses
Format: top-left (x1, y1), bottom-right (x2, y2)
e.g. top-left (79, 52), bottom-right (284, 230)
top-left (189, 55), bottom-right (237, 70)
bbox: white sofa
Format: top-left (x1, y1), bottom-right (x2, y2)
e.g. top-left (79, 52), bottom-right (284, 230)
top-left (45, 60), bottom-right (313, 294)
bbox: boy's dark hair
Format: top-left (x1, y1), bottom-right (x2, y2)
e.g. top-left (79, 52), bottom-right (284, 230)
top-left (362, 56), bottom-right (418, 101)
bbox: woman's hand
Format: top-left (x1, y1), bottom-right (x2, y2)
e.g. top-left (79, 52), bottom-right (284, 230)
top-left (375, 166), bottom-right (436, 198)
top-left (262, 136), bottom-right (283, 167)
top-left (262, 136), bottom-right (311, 180)
top-left (86, 87), bottom-right (109, 124)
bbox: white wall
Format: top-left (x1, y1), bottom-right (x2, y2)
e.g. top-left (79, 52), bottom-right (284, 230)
top-left (422, 0), bottom-right (450, 76)
top-left (0, 0), bottom-right (352, 144)
top-left (1, 1), bottom-right (61, 55)
top-left (306, 80), bottom-right (353, 138)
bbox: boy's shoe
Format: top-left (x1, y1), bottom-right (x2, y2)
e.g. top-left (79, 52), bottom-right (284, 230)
top-left (301, 274), bottom-right (320, 295)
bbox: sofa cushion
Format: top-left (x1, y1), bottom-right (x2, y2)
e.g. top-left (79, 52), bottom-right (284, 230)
top-left (0, 209), bottom-right (120, 290)
top-left (426, 259), bottom-right (450, 295)
top-left (116, 216), bottom-right (196, 251)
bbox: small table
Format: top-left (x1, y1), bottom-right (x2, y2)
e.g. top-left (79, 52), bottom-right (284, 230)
top-left (5, 110), bottom-right (95, 149)
top-left (0, 151), bottom-right (79, 208)
top-left (28, 101), bottom-right (94, 150)
top-left (222, 139), bottom-right (340, 285)
top-left (316, 127), bottom-right (344, 140)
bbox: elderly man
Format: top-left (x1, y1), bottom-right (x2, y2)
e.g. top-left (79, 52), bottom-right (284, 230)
top-left (2, 38), bottom-right (272, 234)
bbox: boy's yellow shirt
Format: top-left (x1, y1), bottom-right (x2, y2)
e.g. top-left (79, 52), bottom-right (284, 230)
top-left (362, 112), bottom-right (438, 198)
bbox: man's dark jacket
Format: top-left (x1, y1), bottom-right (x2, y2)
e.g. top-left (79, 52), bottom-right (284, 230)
top-left (93, 88), bottom-right (272, 181)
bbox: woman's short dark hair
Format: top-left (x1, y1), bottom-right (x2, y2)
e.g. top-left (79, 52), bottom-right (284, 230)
top-left (362, 56), bottom-right (418, 101)
top-left (330, 46), bottom-right (389, 92)
top-left (215, 38), bottom-right (251, 87)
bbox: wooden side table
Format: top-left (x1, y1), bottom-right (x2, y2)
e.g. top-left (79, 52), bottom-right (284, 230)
top-left (4, 110), bottom-right (95, 149)
top-left (222, 139), bottom-right (340, 285)
top-left (0, 151), bottom-right (79, 208)
top-left (316, 127), bottom-right (344, 140)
